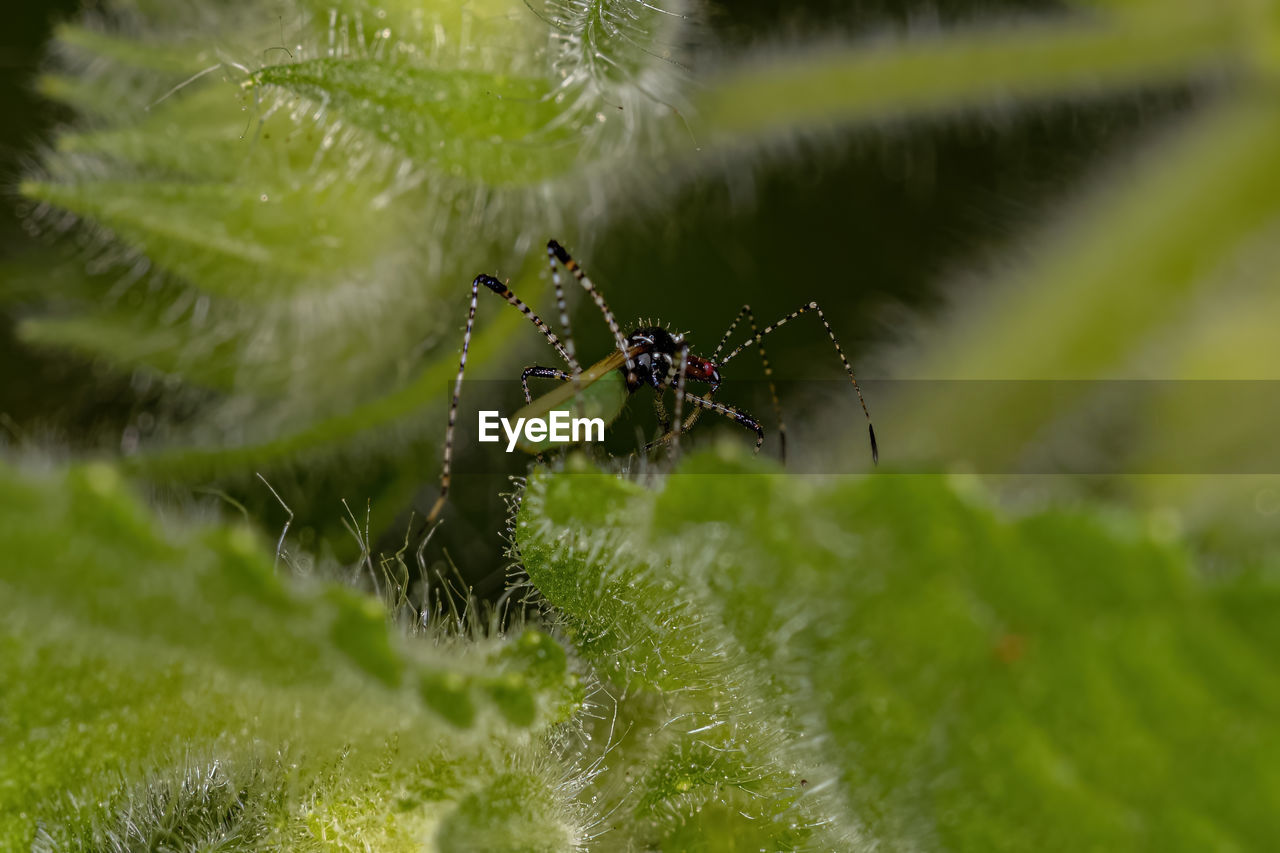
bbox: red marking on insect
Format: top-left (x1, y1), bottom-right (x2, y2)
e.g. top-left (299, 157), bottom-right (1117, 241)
top-left (684, 356), bottom-right (721, 386)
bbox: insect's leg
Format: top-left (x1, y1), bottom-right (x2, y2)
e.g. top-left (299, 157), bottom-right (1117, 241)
top-left (425, 275), bottom-right (575, 528)
top-left (647, 393), bottom-right (763, 453)
top-left (653, 394), bottom-right (671, 435)
top-left (545, 244), bottom-right (580, 373)
top-left (521, 365), bottom-right (573, 403)
top-left (547, 239), bottom-right (637, 385)
top-left (424, 276), bottom-right (483, 526)
top-left (710, 305), bottom-right (750, 360)
top-left (709, 305), bottom-right (786, 460)
top-left (668, 339), bottom-right (690, 458)
top-left (720, 301), bottom-right (877, 464)
top-left (668, 303), bottom-right (754, 439)
top-left (647, 334), bottom-right (690, 457)
top-left (519, 365), bottom-right (573, 465)
top-left (484, 274), bottom-right (576, 367)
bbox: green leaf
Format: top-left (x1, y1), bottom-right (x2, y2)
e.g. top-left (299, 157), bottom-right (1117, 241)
top-left (698, 8), bottom-right (1238, 139)
top-left (16, 0), bottom-right (701, 486)
top-left (19, 312), bottom-right (241, 391)
top-left (120, 297), bottom-right (526, 479)
top-left (55, 22), bottom-right (214, 77)
top-left (36, 72), bottom-right (157, 119)
top-left (250, 60), bottom-right (579, 184)
top-left (0, 459), bottom-right (580, 849)
top-left (516, 448), bottom-right (1280, 849)
top-left (870, 95), bottom-right (1280, 475)
top-left (911, 97), bottom-right (1280, 381)
top-left (21, 179), bottom-right (392, 300)
top-left (435, 772), bottom-right (576, 853)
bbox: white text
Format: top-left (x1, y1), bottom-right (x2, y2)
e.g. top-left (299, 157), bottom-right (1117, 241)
top-left (478, 410), bottom-right (605, 452)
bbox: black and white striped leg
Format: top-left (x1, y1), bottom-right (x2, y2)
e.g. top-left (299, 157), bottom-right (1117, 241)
top-left (709, 305), bottom-right (787, 460)
top-left (648, 393), bottom-right (763, 453)
top-left (488, 273), bottom-right (576, 368)
top-left (521, 365), bottom-right (573, 404)
top-left (547, 239), bottom-right (637, 385)
top-left (426, 275), bottom-right (575, 528)
top-left (669, 341), bottom-right (690, 458)
top-left (648, 335), bottom-right (690, 457)
top-left (720, 300), bottom-right (877, 464)
top-left (545, 244), bottom-right (579, 372)
top-left (521, 365), bottom-right (573, 465)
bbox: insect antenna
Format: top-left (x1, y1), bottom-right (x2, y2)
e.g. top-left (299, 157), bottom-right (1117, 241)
top-left (721, 301), bottom-right (877, 464)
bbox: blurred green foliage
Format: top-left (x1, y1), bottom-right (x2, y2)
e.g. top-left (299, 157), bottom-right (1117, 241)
top-left (518, 447), bottom-right (1280, 849)
top-left (0, 458), bottom-right (580, 849)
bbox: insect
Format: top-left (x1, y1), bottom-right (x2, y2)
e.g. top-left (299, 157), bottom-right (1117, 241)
top-left (423, 240), bottom-right (876, 525)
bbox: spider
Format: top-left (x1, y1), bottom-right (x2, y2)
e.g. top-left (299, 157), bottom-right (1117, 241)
top-left (424, 239), bottom-right (876, 524)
